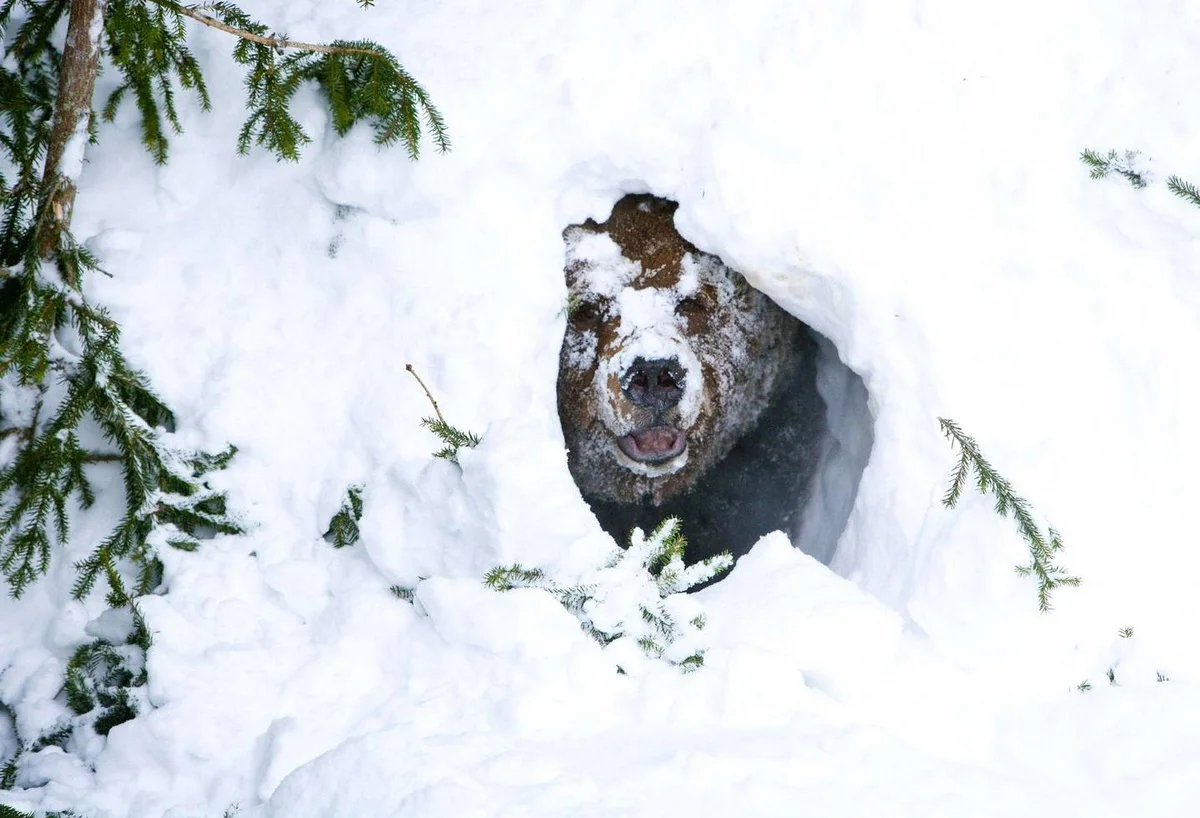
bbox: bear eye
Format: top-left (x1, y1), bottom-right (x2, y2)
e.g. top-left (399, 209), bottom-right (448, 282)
top-left (570, 299), bottom-right (601, 323)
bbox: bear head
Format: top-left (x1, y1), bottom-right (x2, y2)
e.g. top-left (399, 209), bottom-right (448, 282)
top-left (558, 194), bottom-right (803, 506)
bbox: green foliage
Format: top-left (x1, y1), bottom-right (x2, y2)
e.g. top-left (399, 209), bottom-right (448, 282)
top-left (1081, 148), bottom-right (1200, 214)
top-left (0, 700), bottom-right (16, 790)
top-left (389, 584), bottom-right (414, 601)
top-left (485, 517), bottom-right (732, 672)
top-left (1080, 148), bottom-right (1148, 188)
top-left (1, 0), bottom-right (245, 605)
top-left (0, 248), bottom-right (243, 599)
top-left (5, 0), bottom-right (449, 166)
top-left (938, 417), bottom-right (1080, 612)
top-left (1076, 679), bottom-right (1092, 692)
top-left (421, 417), bottom-right (481, 463)
top-left (1118, 626), bottom-right (1134, 639)
top-left (1166, 175), bottom-right (1200, 209)
top-left (560, 292), bottom-right (582, 319)
top-left (0, 807), bottom-right (79, 818)
top-left (0, 2), bottom-right (59, 268)
top-left (2, 607), bottom-right (150, 790)
top-left (118, 0), bottom-right (451, 163)
top-left (102, 0), bottom-right (211, 164)
top-left (0, 806), bottom-right (35, 818)
top-left (483, 564), bottom-right (548, 589)
top-left (323, 484), bottom-right (363, 548)
top-left (65, 639), bottom-right (141, 736)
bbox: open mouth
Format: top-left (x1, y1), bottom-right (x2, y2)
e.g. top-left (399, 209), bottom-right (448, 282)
top-left (615, 426), bottom-right (687, 464)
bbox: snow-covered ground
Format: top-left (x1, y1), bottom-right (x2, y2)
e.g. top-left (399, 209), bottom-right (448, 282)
top-left (4, 0), bottom-right (1200, 815)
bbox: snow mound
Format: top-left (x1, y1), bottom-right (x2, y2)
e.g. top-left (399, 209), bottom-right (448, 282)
top-left (4, 0), bottom-right (1200, 815)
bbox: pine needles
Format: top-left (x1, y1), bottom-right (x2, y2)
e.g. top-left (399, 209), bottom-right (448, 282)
top-left (1166, 175), bottom-right (1200, 209)
top-left (405, 364), bottom-right (481, 462)
top-left (1080, 147), bottom-right (1200, 213)
top-left (938, 417), bottom-right (1080, 612)
top-left (103, 0), bottom-right (211, 164)
top-left (323, 484), bottom-right (363, 548)
top-left (485, 517), bottom-right (732, 672)
top-left (1080, 148), bottom-right (1148, 188)
top-left (0, 222), bottom-right (242, 600)
top-left (133, 0), bottom-right (451, 163)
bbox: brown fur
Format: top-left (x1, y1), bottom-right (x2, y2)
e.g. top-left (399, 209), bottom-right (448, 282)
top-left (558, 194), bottom-right (805, 507)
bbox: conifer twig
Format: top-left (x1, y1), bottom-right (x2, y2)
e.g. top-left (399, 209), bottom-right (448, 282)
top-left (405, 363), bottom-right (445, 423)
top-left (81, 453), bottom-right (123, 463)
top-left (1167, 175), bottom-right (1200, 209)
top-left (157, 1), bottom-right (386, 58)
top-left (937, 417), bottom-right (1080, 612)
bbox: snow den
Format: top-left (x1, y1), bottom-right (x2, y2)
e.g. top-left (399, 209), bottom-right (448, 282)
top-left (558, 194), bottom-right (872, 567)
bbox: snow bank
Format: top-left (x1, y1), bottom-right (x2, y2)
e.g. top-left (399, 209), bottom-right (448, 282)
top-left (4, 0), bottom-right (1200, 815)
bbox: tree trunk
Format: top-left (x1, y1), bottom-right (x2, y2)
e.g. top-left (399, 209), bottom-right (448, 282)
top-left (38, 0), bottom-right (108, 272)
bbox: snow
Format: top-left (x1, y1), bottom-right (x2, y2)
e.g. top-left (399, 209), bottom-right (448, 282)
top-left (4, 0), bottom-right (1200, 815)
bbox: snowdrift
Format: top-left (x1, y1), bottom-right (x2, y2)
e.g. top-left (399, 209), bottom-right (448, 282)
top-left (4, 0), bottom-right (1200, 815)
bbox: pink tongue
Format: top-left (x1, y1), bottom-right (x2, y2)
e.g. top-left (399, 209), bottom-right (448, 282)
top-left (633, 428), bottom-right (679, 455)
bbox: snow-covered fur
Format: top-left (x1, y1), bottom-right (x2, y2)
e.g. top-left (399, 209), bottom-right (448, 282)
top-left (558, 194), bottom-right (806, 510)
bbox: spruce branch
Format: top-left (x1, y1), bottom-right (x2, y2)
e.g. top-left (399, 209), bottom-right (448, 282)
top-left (161, 1), bottom-right (392, 57)
top-left (322, 484), bottom-right (363, 548)
top-left (483, 564), bottom-right (547, 590)
top-left (1166, 175), bottom-right (1200, 209)
top-left (406, 364), bottom-right (481, 462)
top-left (149, 0), bottom-right (450, 161)
top-left (1080, 148), bottom-right (1148, 189)
top-left (0, 806), bottom-right (35, 818)
top-left (485, 517), bottom-right (728, 672)
top-left (102, 0), bottom-right (211, 164)
top-left (938, 417), bottom-right (1080, 612)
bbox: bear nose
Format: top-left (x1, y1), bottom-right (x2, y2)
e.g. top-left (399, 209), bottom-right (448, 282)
top-left (623, 357), bottom-right (685, 411)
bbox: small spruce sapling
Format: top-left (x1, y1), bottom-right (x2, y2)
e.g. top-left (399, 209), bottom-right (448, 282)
top-left (938, 417), bottom-right (1080, 612)
top-left (406, 364), bottom-right (481, 463)
top-left (485, 517), bottom-right (732, 672)
top-left (323, 485), bottom-right (364, 548)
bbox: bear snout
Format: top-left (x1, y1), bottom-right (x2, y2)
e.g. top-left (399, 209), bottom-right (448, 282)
top-left (622, 357), bottom-right (685, 414)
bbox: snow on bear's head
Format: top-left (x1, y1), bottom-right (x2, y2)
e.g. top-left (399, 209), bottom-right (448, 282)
top-left (558, 194), bottom-right (802, 506)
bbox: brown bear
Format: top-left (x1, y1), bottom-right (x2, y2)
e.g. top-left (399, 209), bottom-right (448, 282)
top-left (558, 194), bottom-right (827, 565)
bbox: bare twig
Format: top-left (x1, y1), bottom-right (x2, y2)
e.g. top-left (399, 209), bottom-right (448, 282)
top-left (405, 364), bottom-right (445, 424)
top-left (156, 1), bottom-right (387, 58)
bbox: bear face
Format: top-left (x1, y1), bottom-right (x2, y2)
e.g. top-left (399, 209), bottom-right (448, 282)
top-left (558, 194), bottom-right (807, 510)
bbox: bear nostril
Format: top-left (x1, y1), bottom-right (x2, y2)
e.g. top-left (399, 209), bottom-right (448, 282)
top-left (623, 358), bottom-right (684, 410)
